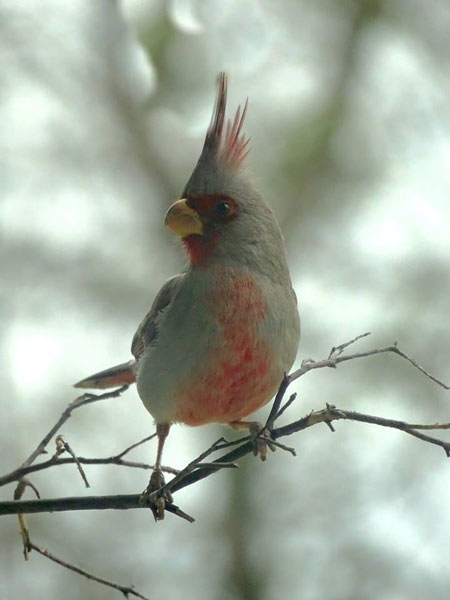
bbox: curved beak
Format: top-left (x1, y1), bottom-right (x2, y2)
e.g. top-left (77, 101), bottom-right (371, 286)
top-left (164, 199), bottom-right (203, 238)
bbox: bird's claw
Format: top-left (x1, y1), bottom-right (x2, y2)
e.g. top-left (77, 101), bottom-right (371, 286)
top-left (140, 468), bottom-right (173, 521)
top-left (248, 423), bottom-right (276, 461)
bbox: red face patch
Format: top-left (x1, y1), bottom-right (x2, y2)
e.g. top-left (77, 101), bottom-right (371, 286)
top-left (186, 194), bottom-right (239, 225)
top-left (182, 195), bottom-right (240, 266)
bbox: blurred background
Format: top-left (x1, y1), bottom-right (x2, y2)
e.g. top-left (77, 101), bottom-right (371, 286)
top-left (1, 1), bottom-right (450, 598)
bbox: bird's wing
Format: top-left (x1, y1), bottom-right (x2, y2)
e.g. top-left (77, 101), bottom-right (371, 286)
top-left (131, 274), bottom-right (184, 360)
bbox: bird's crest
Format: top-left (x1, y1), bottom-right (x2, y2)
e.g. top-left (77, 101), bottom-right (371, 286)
top-left (182, 73), bottom-right (250, 198)
top-left (203, 73), bottom-right (250, 170)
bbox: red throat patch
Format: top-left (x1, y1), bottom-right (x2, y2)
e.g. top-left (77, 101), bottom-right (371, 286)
top-left (182, 194), bottom-right (239, 266)
top-left (182, 232), bottom-right (219, 266)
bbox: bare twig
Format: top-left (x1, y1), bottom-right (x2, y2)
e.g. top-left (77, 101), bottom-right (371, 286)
top-left (20, 386), bottom-right (130, 470)
top-left (276, 405), bottom-right (450, 457)
top-left (265, 373), bottom-right (291, 430)
top-left (264, 438), bottom-right (296, 455)
top-left (54, 436), bottom-right (90, 488)
top-left (159, 437), bottom-right (231, 496)
top-left (18, 514), bottom-right (30, 560)
top-left (3, 407), bottom-right (450, 517)
top-left (291, 340), bottom-right (450, 390)
top-left (328, 331), bottom-right (371, 359)
top-left (26, 537), bottom-right (151, 600)
top-left (0, 387), bottom-right (162, 488)
top-left (195, 462), bottom-right (238, 469)
top-left (390, 345), bottom-right (450, 390)
top-left (0, 493), bottom-right (192, 517)
top-left (14, 478), bottom-right (40, 500)
top-left (114, 434), bottom-right (157, 460)
top-left (1, 336), bottom-right (449, 521)
top-left (0, 455), bottom-right (177, 488)
top-left (265, 393), bottom-right (297, 429)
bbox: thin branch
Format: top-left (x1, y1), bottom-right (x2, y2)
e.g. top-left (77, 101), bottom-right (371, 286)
top-left (328, 331), bottom-right (371, 359)
top-left (54, 435), bottom-right (90, 488)
top-left (264, 373), bottom-right (291, 430)
top-left (20, 386), bottom-right (130, 470)
top-left (3, 407), bottom-right (450, 517)
top-left (0, 493), bottom-right (191, 517)
top-left (27, 539), bottom-right (151, 600)
top-left (291, 341), bottom-right (450, 390)
top-left (14, 478), bottom-right (40, 500)
top-left (169, 414), bottom-right (450, 495)
top-left (162, 437), bottom-right (231, 494)
top-left (266, 393), bottom-right (297, 428)
top-left (0, 387), bottom-right (156, 488)
top-left (2, 336), bottom-right (449, 520)
top-left (271, 405), bottom-right (450, 456)
top-left (0, 455), bottom-right (177, 488)
top-left (115, 434), bottom-right (157, 459)
top-left (390, 345), bottom-right (450, 390)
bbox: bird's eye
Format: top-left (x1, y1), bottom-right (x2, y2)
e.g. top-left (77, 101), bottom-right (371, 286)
top-left (186, 194), bottom-right (238, 224)
top-left (215, 201), bottom-right (230, 216)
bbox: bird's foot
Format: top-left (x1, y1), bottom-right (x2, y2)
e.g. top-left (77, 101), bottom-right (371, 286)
top-left (140, 468), bottom-right (173, 521)
top-left (229, 420), bottom-right (276, 461)
top-left (248, 422), bottom-right (276, 461)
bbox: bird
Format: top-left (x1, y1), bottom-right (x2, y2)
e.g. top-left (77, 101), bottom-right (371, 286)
top-left (75, 73), bottom-right (300, 519)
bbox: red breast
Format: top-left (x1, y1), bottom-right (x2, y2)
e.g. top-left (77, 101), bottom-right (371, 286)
top-left (171, 270), bottom-right (281, 425)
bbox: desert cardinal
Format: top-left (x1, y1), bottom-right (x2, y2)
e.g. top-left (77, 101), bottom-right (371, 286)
top-left (75, 73), bottom-right (300, 517)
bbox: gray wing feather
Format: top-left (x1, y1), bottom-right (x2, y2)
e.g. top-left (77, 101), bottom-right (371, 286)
top-left (131, 274), bottom-right (184, 359)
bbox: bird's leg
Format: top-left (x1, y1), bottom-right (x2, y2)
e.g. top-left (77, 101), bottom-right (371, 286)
top-left (155, 422), bottom-right (170, 470)
top-left (141, 422), bottom-right (173, 520)
top-left (229, 420), bottom-right (276, 461)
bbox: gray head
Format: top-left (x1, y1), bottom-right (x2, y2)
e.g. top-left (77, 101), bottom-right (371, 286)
top-left (164, 73), bottom-right (290, 282)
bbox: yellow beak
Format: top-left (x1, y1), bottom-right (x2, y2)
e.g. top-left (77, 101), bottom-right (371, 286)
top-left (164, 199), bottom-right (203, 238)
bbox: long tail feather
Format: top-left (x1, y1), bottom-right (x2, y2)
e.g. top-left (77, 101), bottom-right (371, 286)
top-left (74, 360), bottom-right (136, 389)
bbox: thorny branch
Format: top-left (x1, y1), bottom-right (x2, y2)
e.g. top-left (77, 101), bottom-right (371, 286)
top-left (1, 333), bottom-right (449, 599)
top-left (2, 333), bottom-right (449, 509)
top-left (2, 403), bottom-right (450, 517)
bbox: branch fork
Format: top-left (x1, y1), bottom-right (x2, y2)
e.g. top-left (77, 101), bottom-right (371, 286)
top-left (1, 333), bottom-right (449, 598)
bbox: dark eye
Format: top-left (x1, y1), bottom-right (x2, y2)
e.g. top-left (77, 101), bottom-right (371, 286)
top-left (215, 201), bottom-right (230, 216)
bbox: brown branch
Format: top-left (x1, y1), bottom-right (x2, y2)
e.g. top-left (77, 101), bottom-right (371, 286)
top-left (26, 538), bottom-right (151, 600)
top-left (114, 433), bottom-right (157, 459)
top-left (168, 412), bottom-right (450, 495)
top-left (0, 493), bottom-right (190, 517)
top-left (272, 405), bottom-right (450, 457)
top-left (2, 406), bottom-right (450, 517)
top-left (0, 454), bottom-right (178, 488)
top-left (17, 495), bottom-right (153, 597)
top-left (54, 435), bottom-right (90, 488)
top-left (1, 335), bottom-right (448, 520)
top-left (0, 393), bottom-right (165, 488)
top-left (264, 373), bottom-right (292, 430)
top-left (19, 386), bottom-right (130, 470)
top-left (328, 331), bottom-right (372, 358)
top-left (161, 437), bottom-right (236, 495)
top-left (291, 337), bottom-right (449, 390)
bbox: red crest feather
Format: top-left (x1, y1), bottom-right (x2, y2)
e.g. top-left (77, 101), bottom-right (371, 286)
top-left (204, 73), bottom-right (250, 169)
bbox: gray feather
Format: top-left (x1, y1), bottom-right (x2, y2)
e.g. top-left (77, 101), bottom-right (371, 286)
top-left (131, 274), bottom-right (184, 359)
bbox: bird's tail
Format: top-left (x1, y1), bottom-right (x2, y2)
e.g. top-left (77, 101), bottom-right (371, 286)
top-left (74, 360), bottom-right (136, 389)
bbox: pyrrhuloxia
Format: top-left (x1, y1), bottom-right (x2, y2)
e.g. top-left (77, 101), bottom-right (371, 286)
top-left (75, 73), bottom-right (300, 518)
